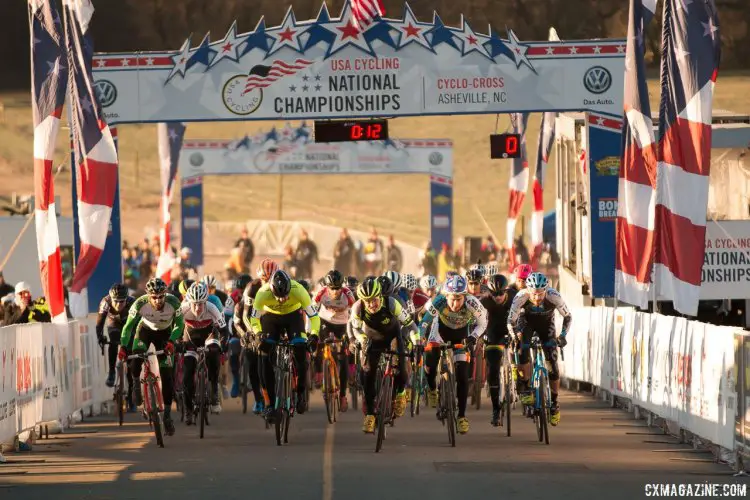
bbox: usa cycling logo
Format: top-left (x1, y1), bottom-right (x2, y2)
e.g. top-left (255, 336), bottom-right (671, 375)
top-left (94, 80), bottom-right (117, 107)
top-left (583, 66), bottom-right (612, 94)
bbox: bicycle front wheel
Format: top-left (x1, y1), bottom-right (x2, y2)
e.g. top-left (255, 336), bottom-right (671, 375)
top-left (540, 372), bottom-right (550, 445)
top-left (198, 368), bottom-right (207, 439)
top-left (473, 348), bottom-right (485, 411)
top-left (116, 364), bottom-right (125, 426)
top-left (375, 375), bottom-right (392, 453)
top-left (502, 365), bottom-right (512, 437)
top-left (149, 382), bottom-right (164, 448)
top-left (442, 374), bottom-right (456, 447)
top-left (323, 358), bottom-right (336, 424)
top-left (241, 354), bottom-right (249, 414)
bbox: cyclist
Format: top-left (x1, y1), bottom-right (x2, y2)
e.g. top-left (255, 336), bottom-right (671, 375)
top-left (466, 269), bottom-right (489, 297)
top-left (480, 274), bottom-right (516, 426)
top-left (249, 270), bottom-right (320, 420)
top-left (96, 284), bottom-right (136, 394)
top-left (200, 275), bottom-right (226, 315)
top-left (119, 278), bottom-right (184, 436)
top-left (509, 264), bottom-right (533, 293)
top-left (181, 282), bottom-right (229, 423)
top-left (313, 270), bottom-right (356, 411)
top-left (177, 279), bottom-right (195, 303)
top-left (419, 275), bottom-right (487, 434)
top-left (507, 272), bottom-right (571, 426)
top-left (383, 270), bottom-right (409, 308)
top-left (348, 277), bottom-right (418, 434)
top-left (227, 274), bottom-right (252, 399)
top-left (344, 276), bottom-right (359, 292)
top-left (403, 274), bottom-right (429, 320)
top-left (419, 275), bottom-right (439, 299)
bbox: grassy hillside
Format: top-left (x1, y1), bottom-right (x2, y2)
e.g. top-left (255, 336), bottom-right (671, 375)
top-left (1, 73), bottom-right (748, 247)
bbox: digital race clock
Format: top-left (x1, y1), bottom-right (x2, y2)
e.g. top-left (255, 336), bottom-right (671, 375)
top-left (490, 133), bottom-right (522, 159)
top-left (314, 119), bottom-right (389, 143)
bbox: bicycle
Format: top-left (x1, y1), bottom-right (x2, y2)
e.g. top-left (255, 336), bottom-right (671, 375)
top-left (497, 341), bottom-right (519, 437)
top-left (373, 348), bottom-right (401, 453)
top-left (435, 342), bottom-right (460, 447)
top-left (187, 337), bottom-right (220, 439)
top-left (322, 335), bottom-right (342, 424)
top-left (528, 334), bottom-right (562, 445)
top-left (101, 340), bottom-right (126, 427)
top-left (409, 345), bottom-right (425, 417)
top-left (127, 346), bottom-right (167, 448)
top-left (239, 332), bottom-right (256, 415)
top-left (173, 349), bottom-right (185, 423)
top-left (349, 344), bottom-right (363, 412)
top-left (470, 336), bottom-right (486, 410)
top-left (266, 333), bottom-right (299, 446)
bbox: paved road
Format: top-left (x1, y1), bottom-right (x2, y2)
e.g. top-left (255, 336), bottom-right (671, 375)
top-left (0, 388), bottom-right (746, 500)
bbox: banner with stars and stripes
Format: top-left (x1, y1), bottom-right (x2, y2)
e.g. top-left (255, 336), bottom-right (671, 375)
top-left (90, 0), bottom-right (627, 125)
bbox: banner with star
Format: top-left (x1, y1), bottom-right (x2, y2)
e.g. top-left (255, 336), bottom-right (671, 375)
top-left (91, 1), bottom-right (626, 125)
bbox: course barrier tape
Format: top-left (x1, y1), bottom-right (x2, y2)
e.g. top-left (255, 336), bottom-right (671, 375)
top-left (0, 316), bottom-right (111, 446)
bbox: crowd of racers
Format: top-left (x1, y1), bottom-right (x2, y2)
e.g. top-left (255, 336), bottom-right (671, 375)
top-left (96, 257), bottom-right (571, 439)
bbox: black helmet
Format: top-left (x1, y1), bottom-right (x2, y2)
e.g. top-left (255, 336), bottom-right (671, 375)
top-left (297, 279), bottom-right (312, 294)
top-left (345, 276), bottom-right (358, 290)
top-left (109, 283), bottom-right (128, 301)
top-left (377, 275), bottom-right (394, 296)
top-left (357, 276), bottom-right (382, 300)
top-left (324, 270), bottom-right (344, 289)
top-left (466, 269), bottom-right (483, 283)
top-left (487, 274), bottom-right (509, 296)
top-left (235, 273), bottom-right (253, 292)
top-left (145, 278), bottom-right (167, 296)
top-left (270, 270), bottom-right (292, 298)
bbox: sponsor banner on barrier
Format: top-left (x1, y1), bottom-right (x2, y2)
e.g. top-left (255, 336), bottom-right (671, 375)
top-left (701, 221), bottom-right (750, 300)
top-left (15, 323), bottom-right (44, 435)
top-left (0, 326), bottom-right (17, 442)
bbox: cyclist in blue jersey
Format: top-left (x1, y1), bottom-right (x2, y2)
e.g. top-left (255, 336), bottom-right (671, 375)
top-left (507, 272), bottom-right (571, 426)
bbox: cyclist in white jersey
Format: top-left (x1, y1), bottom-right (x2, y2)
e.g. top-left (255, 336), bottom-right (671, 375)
top-left (313, 270), bottom-right (356, 411)
top-left (180, 283), bottom-right (230, 422)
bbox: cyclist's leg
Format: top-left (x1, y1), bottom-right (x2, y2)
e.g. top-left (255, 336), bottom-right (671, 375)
top-left (130, 322), bottom-right (149, 406)
top-left (182, 349), bottom-right (197, 418)
top-left (206, 343), bottom-right (222, 408)
top-left (106, 328), bottom-right (121, 380)
top-left (258, 315), bottom-right (282, 410)
top-left (247, 344), bottom-right (263, 406)
top-left (542, 324), bottom-right (561, 423)
top-left (151, 329), bottom-right (175, 420)
top-left (423, 317), bottom-right (440, 396)
top-left (331, 324), bottom-right (349, 398)
top-left (228, 333), bottom-right (242, 398)
top-left (485, 347), bottom-right (502, 412)
top-left (361, 339), bottom-right (382, 414)
top-left (443, 327), bottom-right (469, 419)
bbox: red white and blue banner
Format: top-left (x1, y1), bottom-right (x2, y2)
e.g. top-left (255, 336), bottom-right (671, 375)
top-left (91, 1), bottom-right (625, 125)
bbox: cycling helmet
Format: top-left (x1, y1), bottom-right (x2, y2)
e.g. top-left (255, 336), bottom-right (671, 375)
top-left (419, 275), bottom-right (438, 291)
top-left (178, 279), bottom-right (195, 297)
top-left (469, 263), bottom-right (486, 277)
top-left (377, 275), bottom-right (394, 296)
top-left (257, 258), bottom-right (279, 281)
top-left (383, 270), bottom-right (402, 290)
top-left (345, 276), bottom-right (359, 290)
top-left (235, 274), bottom-right (252, 292)
top-left (109, 283), bottom-right (128, 301)
top-left (486, 274), bottom-right (509, 296)
top-left (324, 270), bottom-right (344, 289)
top-left (402, 273), bottom-right (418, 291)
top-left (525, 272), bottom-right (549, 290)
top-left (201, 274), bottom-right (217, 289)
top-left (466, 269), bottom-right (483, 283)
top-left (443, 275), bottom-right (468, 295)
top-left (357, 276), bottom-right (382, 300)
top-left (514, 264), bottom-right (533, 281)
top-left (297, 279), bottom-right (312, 295)
top-left (445, 270), bottom-right (459, 280)
top-left (186, 282), bottom-right (209, 304)
top-left (145, 278), bottom-right (167, 296)
top-left (485, 263), bottom-right (499, 277)
top-left (270, 270), bottom-right (292, 298)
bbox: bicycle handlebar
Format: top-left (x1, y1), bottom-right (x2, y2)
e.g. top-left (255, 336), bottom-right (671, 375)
top-left (127, 350), bottom-right (165, 360)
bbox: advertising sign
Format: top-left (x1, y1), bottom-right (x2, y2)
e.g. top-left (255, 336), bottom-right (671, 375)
top-left (701, 221), bottom-right (750, 300)
top-left (181, 177), bottom-right (204, 267)
top-left (91, 2), bottom-right (625, 126)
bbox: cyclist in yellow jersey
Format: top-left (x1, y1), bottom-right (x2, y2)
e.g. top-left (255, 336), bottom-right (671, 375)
top-left (249, 270), bottom-right (320, 420)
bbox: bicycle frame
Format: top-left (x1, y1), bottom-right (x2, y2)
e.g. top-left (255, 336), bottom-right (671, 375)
top-left (529, 336), bottom-right (551, 414)
top-left (273, 337), bottom-right (296, 412)
top-left (128, 349), bottom-right (166, 413)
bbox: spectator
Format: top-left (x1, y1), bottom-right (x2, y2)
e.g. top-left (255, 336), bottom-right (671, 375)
top-left (333, 228), bottom-right (356, 276)
top-left (178, 247), bottom-right (197, 278)
top-left (514, 236), bottom-right (530, 265)
top-left (480, 236), bottom-right (497, 263)
top-left (385, 235), bottom-right (403, 272)
top-left (294, 230), bottom-right (319, 280)
top-left (235, 228), bottom-right (255, 271)
top-left (364, 227), bottom-right (383, 275)
top-left (282, 245), bottom-right (297, 277)
top-left (0, 272), bottom-right (13, 297)
top-left (8, 282), bottom-right (51, 324)
top-left (437, 243), bottom-right (453, 281)
top-left (224, 246), bottom-right (244, 280)
top-left (419, 241), bottom-right (438, 276)
top-left (1, 294), bottom-right (17, 327)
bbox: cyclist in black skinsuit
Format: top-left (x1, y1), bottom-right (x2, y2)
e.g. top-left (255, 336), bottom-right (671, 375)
top-left (96, 284), bottom-right (136, 404)
top-left (507, 272), bottom-right (571, 426)
top-left (479, 274), bottom-right (516, 427)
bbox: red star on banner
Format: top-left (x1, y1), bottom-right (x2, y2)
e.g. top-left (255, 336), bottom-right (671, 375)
top-left (338, 20), bottom-right (360, 40)
top-left (279, 27), bottom-right (296, 41)
top-left (403, 22), bottom-right (420, 38)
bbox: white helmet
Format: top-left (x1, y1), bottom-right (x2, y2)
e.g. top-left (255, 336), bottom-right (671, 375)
top-left (383, 270), bottom-right (402, 289)
top-left (419, 275), bottom-right (438, 291)
top-left (201, 274), bottom-right (217, 289)
top-left (403, 273), bottom-right (418, 291)
top-left (186, 282), bottom-right (209, 304)
top-left (15, 281), bottom-right (31, 294)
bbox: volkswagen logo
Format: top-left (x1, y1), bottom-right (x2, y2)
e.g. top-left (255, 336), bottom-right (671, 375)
top-left (429, 152), bottom-right (443, 166)
top-left (189, 152), bottom-right (204, 167)
top-left (583, 66), bottom-right (612, 94)
top-left (94, 80), bottom-right (117, 107)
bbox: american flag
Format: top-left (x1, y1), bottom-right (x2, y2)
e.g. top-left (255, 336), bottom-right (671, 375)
top-left (242, 59), bottom-right (313, 95)
top-left (506, 112), bottom-right (530, 267)
top-left (155, 122), bottom-right (186, 283)
top-left (63, 0), bottom-right (120, 317)
top-left (352, 0), bottom-right (385, 29)
top-left (29, 0), bottom-right (67, 323)
top-left (615, 0), bottom-right (658, 308)
top-left (531, 111), bottom-right (556, 265)
top-left (653, 0), bottom-right (720, 315)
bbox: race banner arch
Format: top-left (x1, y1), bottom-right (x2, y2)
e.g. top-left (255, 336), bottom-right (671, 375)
top-left (179, 122), bottom-right (453, 266)
top-left (81, 0), bottom-right (627, 312)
